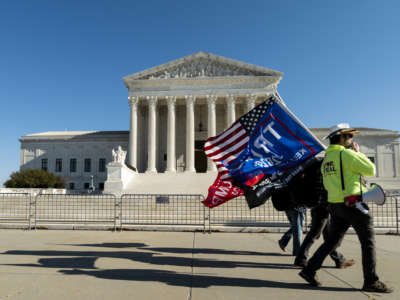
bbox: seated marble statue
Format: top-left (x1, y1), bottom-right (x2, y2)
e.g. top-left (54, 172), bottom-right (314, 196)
top-left (112, 146), bottom-right (126, 164)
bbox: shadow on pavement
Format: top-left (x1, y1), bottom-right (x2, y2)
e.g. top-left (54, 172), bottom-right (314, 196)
top-left (2, 249), bottom-right (295, 269)
top-left (61, 242), bottom-right (148, 249)
top-left (58, 268), bottom-right (359, 291)
top-left (0, 244), bottom-right (360, 291)
top-left (64, 242), bottom-right (291, 256)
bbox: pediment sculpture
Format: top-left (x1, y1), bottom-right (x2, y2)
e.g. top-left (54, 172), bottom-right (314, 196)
top-left (140, 58), bottom-right (266, 80)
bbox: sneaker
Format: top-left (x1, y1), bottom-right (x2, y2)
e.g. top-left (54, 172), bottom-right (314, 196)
top-left (336, 259), bottom-right (355, 269)
top-left (362, 281), bottom-right (393, 293)
top-left (299, 270), bottom-right (321, 286)
top-left (278, 240), bottom-right (286, 252)
top-left (294, 260), bottom-right (308, 268)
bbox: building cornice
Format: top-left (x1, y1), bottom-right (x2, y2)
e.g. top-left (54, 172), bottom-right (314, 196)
top-left (20, 131), bottom-right (129, 142)
top-left (311, 128), bottom-right (400, 138)
top-left (126, 75), bottom-right (281, 88)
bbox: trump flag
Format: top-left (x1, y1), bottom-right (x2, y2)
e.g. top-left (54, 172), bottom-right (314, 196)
top-left (203, 95), bottom-right (325, 208)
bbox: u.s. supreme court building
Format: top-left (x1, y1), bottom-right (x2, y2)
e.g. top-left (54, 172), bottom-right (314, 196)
top-left (20, 52), bottom-right (400, 194)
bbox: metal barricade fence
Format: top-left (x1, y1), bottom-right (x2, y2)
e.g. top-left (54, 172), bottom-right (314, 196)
top-left (207, 195), bottom-right (399, 233)
top-left (35, 194), bottom-right (117, 229)
top-left (365, 195), bottom-right (398, 230)
top-left (0, 192), bottom-right (398, 234)
top-left (0, 193), bottom-right (32, 229)
top-left (120, 194), bottom-right (206, 231)
top-left (396, 194), bottom-right (400, 234)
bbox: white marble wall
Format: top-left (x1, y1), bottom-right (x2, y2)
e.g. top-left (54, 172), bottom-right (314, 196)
top-left (20, 139), bottom-right (128, 190)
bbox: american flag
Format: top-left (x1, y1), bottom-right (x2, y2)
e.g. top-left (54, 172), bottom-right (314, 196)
top-left (204, 97), bottom-right (275, 180)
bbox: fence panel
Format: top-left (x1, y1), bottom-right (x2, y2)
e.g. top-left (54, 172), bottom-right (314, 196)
top-left (0, 192), bottom-right (397, 234)
top-left (35, 194), bottom-right (117, 228)
top-left (120, 194), bottom-right (205, 230)
top-left (365, 195), bottom-right (398, 230)
top-left (396, 195), bottom-right (400, 234)
top-left (0, 193), bottom-right (31, 228)
top-left (209, 194), bottom-right (400, 233)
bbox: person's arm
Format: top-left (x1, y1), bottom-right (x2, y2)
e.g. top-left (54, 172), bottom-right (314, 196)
top-left (346, 149), bottom-right (376, 177)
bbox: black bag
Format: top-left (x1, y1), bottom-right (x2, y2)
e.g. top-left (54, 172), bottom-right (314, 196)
top-left (271, 188), bottom-right (296, 211)
top-left (271, 157), bottom-right (327, 211)
top-left (232, 178), bottom-right (274, 209)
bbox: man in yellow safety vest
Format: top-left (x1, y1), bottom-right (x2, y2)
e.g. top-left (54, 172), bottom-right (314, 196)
top-left (298, 123), bottom-right (392, 293)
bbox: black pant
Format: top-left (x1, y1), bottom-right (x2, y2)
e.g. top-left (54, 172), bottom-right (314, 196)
top-left (304, 203), bottom-right (379, 285)
top-left (295, 205), bottom-right (345, 266)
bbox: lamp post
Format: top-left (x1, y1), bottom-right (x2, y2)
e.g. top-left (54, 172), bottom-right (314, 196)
top-left (89, 175), bottom-right (95, 193)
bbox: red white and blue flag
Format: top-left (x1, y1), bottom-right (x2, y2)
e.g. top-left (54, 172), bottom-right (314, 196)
top-left (203, 95), bottom-right (325, 208)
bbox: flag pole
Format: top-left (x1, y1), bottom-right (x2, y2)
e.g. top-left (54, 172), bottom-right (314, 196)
top-left (274, 91), bottom-right (327, 150)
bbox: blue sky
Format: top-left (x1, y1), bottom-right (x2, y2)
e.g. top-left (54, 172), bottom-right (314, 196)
top-left (0, 0), bottom-right (399, 186)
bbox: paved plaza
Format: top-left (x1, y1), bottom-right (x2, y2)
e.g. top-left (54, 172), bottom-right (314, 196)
top-left (0, 229), bottom-right (398, 300)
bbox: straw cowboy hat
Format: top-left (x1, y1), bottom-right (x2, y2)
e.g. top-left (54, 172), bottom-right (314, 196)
top-left (323, 123), bottom-right (360, 140)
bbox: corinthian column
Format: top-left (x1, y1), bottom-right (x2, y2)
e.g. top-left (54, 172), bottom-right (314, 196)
top-left (185, 95), bottom-right (196, 172)
top-left (166, 96), bottom-right (177, 173)
top-left (247, 94), bottom-right (257, 112)
top-left (206, 95), bottom-right (217, 172)
top-left (226, 94), bottom-right (236, 127)
top-left (393, 142), bottom-right (400, 177)
top-left (146, 96), bottom-right (157, 173)
top-left (128, 96), bottom-right (139, 170)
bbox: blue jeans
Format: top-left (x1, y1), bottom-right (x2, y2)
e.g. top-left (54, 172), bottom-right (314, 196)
top-left (279, 208), bottom-right (305, 255)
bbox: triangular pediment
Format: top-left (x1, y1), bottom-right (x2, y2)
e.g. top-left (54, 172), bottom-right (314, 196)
top-left (124, 52), bottom-right (283, 81)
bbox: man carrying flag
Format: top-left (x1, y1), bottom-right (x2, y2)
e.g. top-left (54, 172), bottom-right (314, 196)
top-left (203, 94), bottom-right (325, 208)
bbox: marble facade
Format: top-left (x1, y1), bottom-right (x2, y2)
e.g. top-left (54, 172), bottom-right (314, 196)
top-left (20, 131), bottom-right (128, 191)
top-left (123, 52), bottom-right (283, 176)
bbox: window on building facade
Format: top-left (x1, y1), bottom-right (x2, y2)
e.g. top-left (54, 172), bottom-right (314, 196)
top-left (368, 156), bottom-right (375, 164)
top-left (99, 158), bottom-right (106, 172)
top-left (41, 158), bottom-right (48, 171)
top-left (55, 158), bottom-right (62, 172)
top-left (383, 153), bottom-right (395, 177)
top-left (70, 158), bottom-right (77, 172)
top-left (84, 182), bottom-right (90, 189)
top-left (84, 158), bottom-right (91, 172)
top-left (99, 182), bottom-right (104, 190)
top-left (69, 182), bottom-right (75, 190)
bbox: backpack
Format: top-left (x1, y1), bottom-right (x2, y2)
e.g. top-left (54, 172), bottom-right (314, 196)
top-left (271, 157), bottom-right (327, 211)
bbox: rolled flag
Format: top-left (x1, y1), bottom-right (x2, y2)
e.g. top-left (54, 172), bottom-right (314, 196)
top-left (202, 173), bottom-right (264, 208)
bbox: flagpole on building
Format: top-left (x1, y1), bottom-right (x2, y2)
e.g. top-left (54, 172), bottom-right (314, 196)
top-left (274, 91), bottom-right (327, 150)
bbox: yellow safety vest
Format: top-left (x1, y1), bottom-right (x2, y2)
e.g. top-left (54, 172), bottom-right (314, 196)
top-left (320, 144), bottom-right (375, 203)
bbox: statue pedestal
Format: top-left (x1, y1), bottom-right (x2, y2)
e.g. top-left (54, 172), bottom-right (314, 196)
top-left (104, 162), bottom-right (136, 195)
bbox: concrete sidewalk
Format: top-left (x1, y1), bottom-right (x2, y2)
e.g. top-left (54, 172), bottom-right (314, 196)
top-left (0, 230), bottom-right (398, 300)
